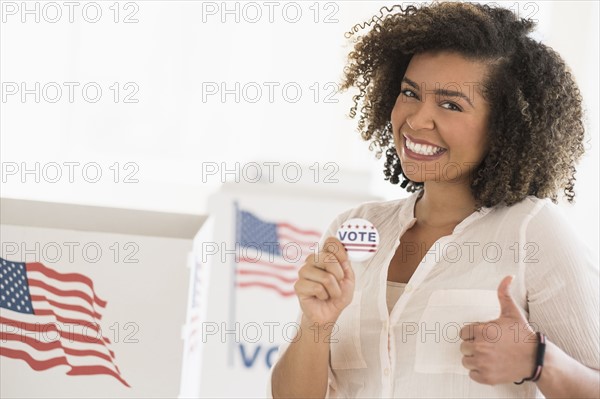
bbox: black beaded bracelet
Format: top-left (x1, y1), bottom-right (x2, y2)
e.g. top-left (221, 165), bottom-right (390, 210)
top-left (514, 332), bottom-right (546, 385)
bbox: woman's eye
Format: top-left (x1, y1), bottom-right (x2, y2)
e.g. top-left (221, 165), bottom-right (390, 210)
top-left (400, 89), bottom-right (418, 99)
top-left (399, 89), bottom-right (461, 112)
top-left (441, 102), bottom-right (462, 112)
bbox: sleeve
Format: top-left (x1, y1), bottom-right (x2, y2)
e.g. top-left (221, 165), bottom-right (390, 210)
top-left (524, 201), bottom-right (600, 370)
top-left (265, 207), bottom-right (353, 398)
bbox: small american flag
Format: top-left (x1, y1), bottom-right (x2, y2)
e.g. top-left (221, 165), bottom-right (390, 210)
top-left (235, 209), bottom-right (322, 297)
top-left (0, 257), bottom-right (129, 387)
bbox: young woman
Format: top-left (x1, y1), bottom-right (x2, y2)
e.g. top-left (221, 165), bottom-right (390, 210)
top-left (269, 3), bottom-right (599, 398)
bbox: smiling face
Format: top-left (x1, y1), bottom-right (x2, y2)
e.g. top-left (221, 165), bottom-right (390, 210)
top-left (391, 51), bottom-right (491, 185)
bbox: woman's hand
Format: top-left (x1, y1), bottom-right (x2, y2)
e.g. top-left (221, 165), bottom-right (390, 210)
top-left (294, 236), bottom-right (355, 327)
top-left (459, 275), bottom-right (538, 385)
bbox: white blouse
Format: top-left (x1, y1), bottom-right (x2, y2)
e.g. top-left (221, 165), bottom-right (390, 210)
top-left (268, 191), bottom-right (599, 398)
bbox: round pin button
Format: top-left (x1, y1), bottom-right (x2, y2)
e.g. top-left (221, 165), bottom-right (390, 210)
top-left (336, 218), bottom-right (379, 262)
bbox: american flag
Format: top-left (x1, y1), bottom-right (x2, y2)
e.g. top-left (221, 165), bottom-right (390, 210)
top-left (235, 209), bottom-right (322, 297)
top-left (0, 257), bottom-right (129, 387)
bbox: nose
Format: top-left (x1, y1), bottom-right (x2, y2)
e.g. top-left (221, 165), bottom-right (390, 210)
top-left (406, 103), bottom-right (435, 131)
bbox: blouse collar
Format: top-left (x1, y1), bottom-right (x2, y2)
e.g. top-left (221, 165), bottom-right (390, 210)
top-left (398, 190), bottom-right (492, 235)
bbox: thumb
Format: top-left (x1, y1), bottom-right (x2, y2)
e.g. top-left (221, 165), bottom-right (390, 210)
top-left (497, 275), bottom-right (520, 319)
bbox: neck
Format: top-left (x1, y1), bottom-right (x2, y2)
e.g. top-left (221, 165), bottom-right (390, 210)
top-left (414, 180), bottom-right (477, 228)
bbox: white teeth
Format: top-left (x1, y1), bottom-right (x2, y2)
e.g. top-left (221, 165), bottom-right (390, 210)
top-left (405, 135), bottom-right (444, 156)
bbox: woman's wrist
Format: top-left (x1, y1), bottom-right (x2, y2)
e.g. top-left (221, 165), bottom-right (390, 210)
top-left (514, 332), bottom-right (546, 384)
top-left (532, 336), bottom-right (600, 398)
top-left (300, 314), bottom-right (338, 342)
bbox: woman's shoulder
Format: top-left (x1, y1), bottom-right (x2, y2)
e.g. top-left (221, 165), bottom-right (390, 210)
top-left (487, 195), bottom-right (567, 230)
top-left (508, 195), bottom-right (580, 228)
top-left (500, 196), bottom-right (595, 262)
top-left (472, 195), bottom-right (586, 250)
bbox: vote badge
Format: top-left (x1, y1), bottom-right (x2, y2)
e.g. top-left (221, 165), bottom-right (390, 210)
top-left (336, 218), bottom-right (379, 262)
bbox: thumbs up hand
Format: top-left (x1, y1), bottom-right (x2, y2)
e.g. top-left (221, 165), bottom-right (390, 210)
top-left (459, 275), bottom-right (538, 385)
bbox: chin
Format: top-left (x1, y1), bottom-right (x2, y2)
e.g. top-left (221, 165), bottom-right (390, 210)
top-left (399, 160), bottom-right (445, 184)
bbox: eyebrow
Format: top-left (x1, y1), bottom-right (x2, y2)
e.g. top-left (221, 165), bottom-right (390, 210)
top-left (402, 77), bottom-right (475, 108)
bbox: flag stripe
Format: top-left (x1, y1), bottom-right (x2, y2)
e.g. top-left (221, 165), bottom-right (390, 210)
top-left (277, 222), bottom-right (321, 238)
top-left (1, 346), bottom-right (68, 371)
top-left (236, 269), bottom-right (298, 284)
top-left (0, 316), bottom-right (116, 357)
top-left (4, 341), bottom-right (130, 387)
top-left (340, 243), bottom-right (377, 248)
top-left (28, 279), bottom-right (100, 312)
top-left (67, 365), bottom-right (130, 387)
top-left (1, 332), bottom-right (114, 364)
top-left (26, 262), bottom-right (107, 307)
top-left (1, 311), bottom-right (112, 347)
top-left (236, 282), bottom-right (295, 297)
top-left (238, 256), bottom-right (298, 271)
top-left (1, 324), bottom-right (118, 373)
top-left (31, 294), bottom-right (102, 320)
top-left (277, 233), bottom-right (318, 249)
top-left (33, 309), bottom-right (102, 334)
top-left (236, 266), bottom-right (295, 294)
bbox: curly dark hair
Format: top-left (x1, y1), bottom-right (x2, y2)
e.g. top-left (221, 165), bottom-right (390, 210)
top-left (339, 1), bottom-right (587, 209)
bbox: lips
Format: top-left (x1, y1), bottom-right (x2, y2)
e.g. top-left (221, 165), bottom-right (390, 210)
top-left (402, 134), bottom-right (447, 160)
top-left (403, 134), bottom-right (446, 150)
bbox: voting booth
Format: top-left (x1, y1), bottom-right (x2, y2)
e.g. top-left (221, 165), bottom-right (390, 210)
top-left (179, 174), bottom-right (380, 398)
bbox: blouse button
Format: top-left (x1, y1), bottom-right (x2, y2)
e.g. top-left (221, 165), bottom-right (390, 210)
top-left (384, 368), bottom-right (390, 376)
top-left (405, 284), bottom-right (413, 292)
